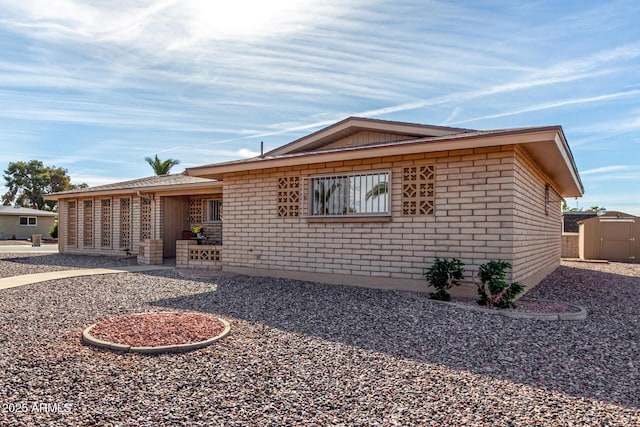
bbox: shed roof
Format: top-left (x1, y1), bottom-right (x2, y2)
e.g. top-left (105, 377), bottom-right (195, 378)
top-left (0, 206), bottom-right (57, 217)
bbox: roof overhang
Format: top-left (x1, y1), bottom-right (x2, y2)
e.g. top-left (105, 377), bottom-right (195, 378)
top-left (45, 180), bottom-right (223, 201)
top-left (188, 127), bottom-right (584, 198)
top-left (0, 209), bottom-right (57, 217)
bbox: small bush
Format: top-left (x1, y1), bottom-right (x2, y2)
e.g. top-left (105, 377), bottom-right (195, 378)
top-left (424, 258), bottom-right (465, 301)
top-left (477, 260), bottom-right (525, 309)
top-left (50, 221), bottom-right (58, 239)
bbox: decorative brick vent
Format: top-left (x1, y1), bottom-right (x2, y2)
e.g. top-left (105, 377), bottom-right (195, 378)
top-left (277, 176), bottom-right (300, 217)
top-left (67, 200), bottom-right (77, 247)
top-left (402, 164), bottom-right (435, 215)
top-left (120, 198), bottom-right (131, 249)
top-left (140, 198), bottom-right (152, 240)
top-left (189, 198), bottom-right (203, 223)
top-left (101, 199), bottom-right (112, 248)
top-left (83, 200), bottom-right (93, 246)
top-left (189, 247), bottom-right (222, 262)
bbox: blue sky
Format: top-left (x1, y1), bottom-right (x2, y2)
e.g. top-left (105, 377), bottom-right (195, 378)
top-left (1, 0), bottom-right (639, 214)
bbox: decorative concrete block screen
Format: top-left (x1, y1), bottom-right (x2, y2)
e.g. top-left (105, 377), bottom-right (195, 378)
top-left (176, 240), bottom-right (222, 269)
top-left (189, 246), bottom-right (222, 262)
top-left (67, 200), bottom-right (77, 247)
top-left (189, 198), bottom-right (203, 223)
top-left (83, 200), bottom-right (93, 246)
top-left (120, 198), bottom-right (131, 249)
top-left (277, 176), bottom-right (300, 217)
top-left (101, 198), bottom-right (112, 248)
top-left (402, 164), bottom-right (435, 215)
top-left (140, 198), bottom-right (152, 240)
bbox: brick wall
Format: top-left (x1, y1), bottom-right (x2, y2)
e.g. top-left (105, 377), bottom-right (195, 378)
top-left (59, 195), bottom-right (160, 257)
top-left (222, 146), bottom-right (521, 295)
top-left (188, 194), bottom-right (223, 243)
top-left (511, 146), bottom-right (562, 288)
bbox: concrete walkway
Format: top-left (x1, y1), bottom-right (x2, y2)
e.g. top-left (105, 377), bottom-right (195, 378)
top-left (0, 265), bottom-right (173, 291)
top-left (0, 243), bottom-right (58, 253)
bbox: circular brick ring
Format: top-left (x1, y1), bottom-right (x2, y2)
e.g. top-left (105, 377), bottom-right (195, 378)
top-left (82, 312), bottom-right (231, 354)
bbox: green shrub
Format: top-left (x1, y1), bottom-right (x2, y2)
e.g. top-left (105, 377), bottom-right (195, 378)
top-left (477, 260), bottom-right (525, 308)
top-left (424, 258), bottom-right (465, 301)
top-left (50, 221), bottom-right (58, 239)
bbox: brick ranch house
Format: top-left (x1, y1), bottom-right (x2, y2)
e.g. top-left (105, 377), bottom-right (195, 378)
top-left (47, 117), bottom-right (584, 296)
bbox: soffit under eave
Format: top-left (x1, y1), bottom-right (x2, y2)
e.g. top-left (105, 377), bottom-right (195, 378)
top-left (519, 137), bottom-right (584, 198)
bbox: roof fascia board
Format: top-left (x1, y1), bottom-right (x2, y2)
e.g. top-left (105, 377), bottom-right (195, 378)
top-left (0, 211), bottom-right (57, 216)
top-left (190, 130), bottom-right (557, 177)
top-left (45, 181), bottom-right (222, 201)
top-left (554, 132), bottom-right (584, 195)
top-left (190, 128), bottom-right (584, 197)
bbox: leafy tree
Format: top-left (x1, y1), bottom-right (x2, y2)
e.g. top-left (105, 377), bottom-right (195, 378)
top-left (145, 154), bottom-right (180, 175)
top-left (2, 160), bottom-right (87, 211)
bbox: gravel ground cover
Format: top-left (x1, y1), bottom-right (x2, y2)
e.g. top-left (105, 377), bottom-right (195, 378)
top-left (0, 255), bottom-right (638, 426)
top-left (0, 253), bottom-right (137, 278)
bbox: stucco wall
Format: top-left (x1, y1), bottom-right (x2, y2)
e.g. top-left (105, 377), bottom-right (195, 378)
top-left (0, 215), bottom-right (55, 240)
top-left (222, 146), bottom-right (520, 296)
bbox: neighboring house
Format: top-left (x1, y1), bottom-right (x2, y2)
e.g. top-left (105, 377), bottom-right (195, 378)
top-left (0, 206), bottom-right (57, 240)
top-left (47, 117), bottom-right (584, 296)
top-left (561, 211), bottom-right (597, 258)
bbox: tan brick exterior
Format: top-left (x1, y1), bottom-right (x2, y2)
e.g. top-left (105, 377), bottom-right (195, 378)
top-left (176, 240), bottom-right (222, 269)
top-left (138, 239), bottom-right (163, 265)
top-left (511, 146), bottom-right (563, 291)
top-left (220, 145), bottom-right (559, 296)
top-left (58, 195), bottom-right (162, 257)
top-left (54, 144), bottom-right (564, 296)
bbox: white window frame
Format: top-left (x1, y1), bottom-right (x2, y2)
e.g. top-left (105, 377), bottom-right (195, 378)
top-left (205, 199), bottom-right (223, 222)
top-left (307, 170), bottom-right (391, 217)
top-left (19, 216), bottom-right (37, 226)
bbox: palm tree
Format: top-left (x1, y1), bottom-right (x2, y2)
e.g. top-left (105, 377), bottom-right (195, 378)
top-left (365, 181), bottom-right (388, 201)
top-left (145, 155), bottom-right (180, 175)
top-left (313, 180), bottom-right (343, 214)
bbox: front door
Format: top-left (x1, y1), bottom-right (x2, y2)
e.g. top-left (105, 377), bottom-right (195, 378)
top-left (162, 196), bottom-right (190, 258)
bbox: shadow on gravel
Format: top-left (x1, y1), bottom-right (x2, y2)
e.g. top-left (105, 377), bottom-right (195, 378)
top-left (149, 264), bottom-right (640, 410)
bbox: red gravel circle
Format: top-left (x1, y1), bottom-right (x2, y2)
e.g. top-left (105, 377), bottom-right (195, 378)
top-left (88, 312), bottom-right (226, 347)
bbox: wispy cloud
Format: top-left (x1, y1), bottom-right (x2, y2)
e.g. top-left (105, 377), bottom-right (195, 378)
top-left (0, 0), bottom-right (638, 214)
top-left (581, 165), bottom-right (629, 175)
top-left (447, 90), bottom-right (640, 125)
